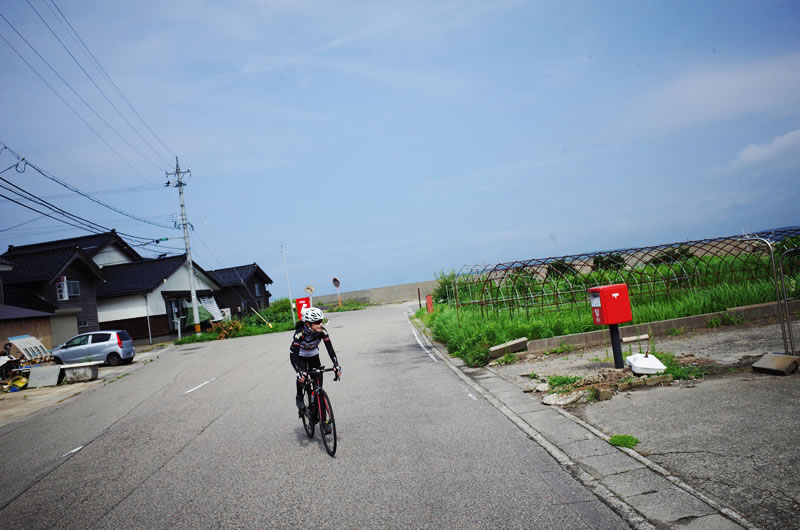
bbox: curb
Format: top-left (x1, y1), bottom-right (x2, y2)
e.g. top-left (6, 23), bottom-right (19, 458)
top-left (407, 312), bottom-right (757, 530)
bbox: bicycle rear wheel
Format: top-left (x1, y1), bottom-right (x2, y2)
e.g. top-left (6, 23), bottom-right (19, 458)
top-left (302, 389), bottom-right (315, 438)
top-left (318, 389), bottom-right (337, 456)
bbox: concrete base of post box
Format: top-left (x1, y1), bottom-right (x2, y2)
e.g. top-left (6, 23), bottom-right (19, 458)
top-left (489, 337), bottom-right (528, 359)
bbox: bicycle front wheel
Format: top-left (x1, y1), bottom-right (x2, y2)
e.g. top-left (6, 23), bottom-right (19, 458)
top-left (318, 389), bottom-right (337, 456)
top-left (302, 390), bottom-right (315, 438)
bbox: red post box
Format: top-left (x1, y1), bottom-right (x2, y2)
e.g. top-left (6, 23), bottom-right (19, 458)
top-left (588, 284), bottom-right (632, 325)
top-left (588, 284), bottom-right (632, 369)
top-left (295, 296), bottom-right (311, 321)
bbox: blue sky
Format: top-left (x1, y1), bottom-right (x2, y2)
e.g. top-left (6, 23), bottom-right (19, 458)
top-left (1, 0), bottom-right (798, 299)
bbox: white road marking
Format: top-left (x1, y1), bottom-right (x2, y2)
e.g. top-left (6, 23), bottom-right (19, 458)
top-left (61, 446), bottom-right (84, 458)
top-left (407, 319), bottom-right (438, 362)
top-left (467, 393), bottom-right (477, 400)
top-left (184, 377), bottom-right (217, 394)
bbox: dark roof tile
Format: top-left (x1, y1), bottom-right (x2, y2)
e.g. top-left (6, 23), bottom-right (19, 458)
top-left (0, 303), bottom-right (54, 320)
top-left (97, 255), bottom-right (187, 298)
top-left (4, 230), bottom-right (140, 260)
top-left (1, 247), bottom-right (105, 284)
top-left (208, 263), bottom-right (273, 287)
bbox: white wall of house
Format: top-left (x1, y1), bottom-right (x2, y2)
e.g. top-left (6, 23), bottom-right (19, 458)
top-left (94, 245), bottom-right (135, 267)
top-left (97, 294), bottom-right (145, 321)
top-left (97, 263), bottom-right (220, 322)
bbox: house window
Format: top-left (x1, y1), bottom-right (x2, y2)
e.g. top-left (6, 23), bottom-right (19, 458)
top-left (255, 283), bottom-right (262, 296)
top-left (241, 300), bottom-right (248, 312)
top-left (67, 281), bottom-right (80, 297)
top-left (78, 320), bottom-right (89, 328)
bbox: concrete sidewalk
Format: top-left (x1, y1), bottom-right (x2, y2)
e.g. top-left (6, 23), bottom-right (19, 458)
top-left (411, 308), bottom-right (800, 529)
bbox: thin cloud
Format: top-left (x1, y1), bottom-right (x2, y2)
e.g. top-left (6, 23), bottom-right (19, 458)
top-left (632, 52), bottom-right (800, 131)
top-left (725, 128), bottom-right (800, 174)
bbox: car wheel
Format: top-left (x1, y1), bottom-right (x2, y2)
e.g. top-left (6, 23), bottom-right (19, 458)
top-left (106, 352), bottom-right (122, 366)
top-left (122, 357), bottom-right (134, 365)
top-left (52, 356), bottom-right (63, 365)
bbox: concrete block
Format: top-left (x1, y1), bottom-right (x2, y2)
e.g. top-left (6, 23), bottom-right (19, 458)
top-left (27, 366), bottom-right (61, 388)
top-left (596, 387), bottom-right (614, 400)
top-left (489, 337), bottom-right (528, 358)
top-left (62, 365), bottom-right (99, 383)
top-left (645, 375), bottom-right (665, 386)
top-left (752, 353), bottom-right (798, 376)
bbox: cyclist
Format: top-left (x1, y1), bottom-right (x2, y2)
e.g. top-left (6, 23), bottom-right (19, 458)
top-left (290, 307), bottom-right (341, 433)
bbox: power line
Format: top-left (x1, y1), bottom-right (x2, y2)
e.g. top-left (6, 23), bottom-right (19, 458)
top-left (0, 17), bottom-right (157, 185)
top-left (25, 0), bottom-right (171, 170)
top-left (49, 0), bottom-right (175, 160)
top-left (0, 214), bottom-right (47, 232)
top-left (193, 227), bottom-right (265, 310)
top-left (0, 141), bottom-right (178, 230)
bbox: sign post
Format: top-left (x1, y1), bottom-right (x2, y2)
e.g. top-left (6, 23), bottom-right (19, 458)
top-left (304, 285), bottom-right (315, 307)
top-left (332, 277), bottom-right (341, 308)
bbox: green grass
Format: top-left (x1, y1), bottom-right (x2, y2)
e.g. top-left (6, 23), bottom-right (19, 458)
top-left (528, 372), bottom-right (539, 379)
top-left (495, 353), bottom-right (519, 365)
top-left (548, 375), bottom-right (582, 388)
top-left (609, 434), bottom-right (640, 448)
top-left (545, 342), bottom-right (577, 355)
top-left (416, 279), bottom-right (774, 367)
top-left (652, 352), bottom-right (706, 380)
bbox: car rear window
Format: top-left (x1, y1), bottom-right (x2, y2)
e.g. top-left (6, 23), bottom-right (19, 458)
top-left (117, 331), bottom-right (131, 341)
top-left (91, 333), bottom-right (111, 343)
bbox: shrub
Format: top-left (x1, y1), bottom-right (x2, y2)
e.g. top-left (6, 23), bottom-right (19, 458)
top-left (593, 253), bottom-right (626, 271)
top-left (432, 270), bottom-right (457, 304)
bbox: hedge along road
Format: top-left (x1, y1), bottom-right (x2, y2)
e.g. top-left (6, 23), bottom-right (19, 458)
top-left (0, 304), bottom-right (626, 527)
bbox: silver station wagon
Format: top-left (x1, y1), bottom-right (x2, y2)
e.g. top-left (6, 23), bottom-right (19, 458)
top-left (52, 330), bottom-right (135, 366)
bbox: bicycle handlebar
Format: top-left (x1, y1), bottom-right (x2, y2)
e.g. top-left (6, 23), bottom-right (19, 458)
top-left (300, 366), bottom-right (340, 381)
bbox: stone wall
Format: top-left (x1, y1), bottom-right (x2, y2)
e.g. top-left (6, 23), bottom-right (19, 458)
top-left (315, 280), bottom-right (439, 306)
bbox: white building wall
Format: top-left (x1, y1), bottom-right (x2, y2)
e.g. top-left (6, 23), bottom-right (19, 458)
top-left (93, 246), bottom-right (134, 267)
top-left (97, 263), bottom-right (219, 322)
top-left (97, 295), bottom-right (146, 321)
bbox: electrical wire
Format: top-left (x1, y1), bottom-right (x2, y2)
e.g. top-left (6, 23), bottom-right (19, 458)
top-left (25, 0), bottom-right (170, 171)
top-left (49, 0), bottom-right (175, 160)
top-left (193, 227), bottom-right (266, 309)
top-left (0, 214), bottom-right (47, 232)
top-left (0, 142), bottom-right (177, 230)
top-left (0, 18), bottom-right (157, 185)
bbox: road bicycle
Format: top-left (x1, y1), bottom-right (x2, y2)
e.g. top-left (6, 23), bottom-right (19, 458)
top-left (298, 366), bottom-right (339, 456)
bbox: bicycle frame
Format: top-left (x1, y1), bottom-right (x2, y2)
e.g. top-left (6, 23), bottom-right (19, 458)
top-left (300, 366), bottom-right (337, 422)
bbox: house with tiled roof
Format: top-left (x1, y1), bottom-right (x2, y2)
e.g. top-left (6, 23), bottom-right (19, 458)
top-left (1, 230), bottom-right (144, 343)
top-left (208, 263), bottom-right (273, 317)
top-left (4, 230), bottom-right (141, 267)
top-left (0, 245), bottom-right (107, 344)
top-left (96, 254), bottom-right (221, 341)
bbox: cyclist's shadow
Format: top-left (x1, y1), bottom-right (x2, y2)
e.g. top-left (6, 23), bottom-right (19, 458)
top-left (293, 419), bottom-right (334, 453)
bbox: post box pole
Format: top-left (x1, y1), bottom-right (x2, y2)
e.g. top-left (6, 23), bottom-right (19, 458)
top-left (609, 324), bottom-right (624, 369)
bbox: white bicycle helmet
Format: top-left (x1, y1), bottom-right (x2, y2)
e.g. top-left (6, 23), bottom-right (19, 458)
top-left (301, 306), bottom-right (324, 323)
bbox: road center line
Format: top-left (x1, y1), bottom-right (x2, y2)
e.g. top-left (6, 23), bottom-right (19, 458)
top-left (61, 446), bottom-right (84, 458)
top-left (184, 377), bottom-right (217, 394)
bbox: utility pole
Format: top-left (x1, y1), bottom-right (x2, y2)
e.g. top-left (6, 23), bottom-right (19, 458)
top-left (166, 157), bottom-right (201, 335)
top-left (281, 244), bottom-right (296, 324)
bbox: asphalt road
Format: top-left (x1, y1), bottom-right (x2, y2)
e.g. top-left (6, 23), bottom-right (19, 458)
top-left (0, 304), bottom-right (626, 528)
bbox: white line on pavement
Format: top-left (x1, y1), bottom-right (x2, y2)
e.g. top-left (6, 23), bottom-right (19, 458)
top-left (61, 446), bottom-right (84, 458)
top-left (407, 319), bottom-right (438, 362)
top-left (184, 377), bottom-right (217, 394)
